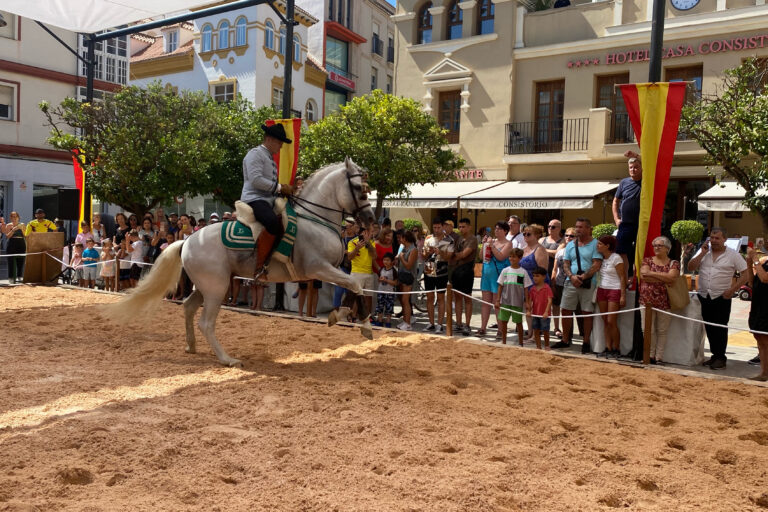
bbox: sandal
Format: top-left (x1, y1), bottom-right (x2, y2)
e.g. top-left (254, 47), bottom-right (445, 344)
top-left (476, 329), bottom-right (486, 336)
top-left (555, 330), bottom-right (563, 339)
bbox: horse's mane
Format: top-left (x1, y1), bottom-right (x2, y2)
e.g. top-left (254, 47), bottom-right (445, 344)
top-left (302, 160), bottom-right (349, 190)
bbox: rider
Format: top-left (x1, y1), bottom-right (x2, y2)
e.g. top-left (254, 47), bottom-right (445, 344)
top-left (240, 123), bottom-right (294, 277)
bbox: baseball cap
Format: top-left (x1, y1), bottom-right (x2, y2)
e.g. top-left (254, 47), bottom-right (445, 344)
top-left (210, 212), bottom-right (219, 219)
top-left (35, 208), bottom-right (45, 214)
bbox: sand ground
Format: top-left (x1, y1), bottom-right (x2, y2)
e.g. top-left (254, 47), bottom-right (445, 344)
top-left (1, 286), bottom-right (767, 511)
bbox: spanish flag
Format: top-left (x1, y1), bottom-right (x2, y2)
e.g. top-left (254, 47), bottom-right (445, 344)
top-left (619, 82), bottom-right (687, 274)
top-left (72, 149), bottom-right (91, 232)
top-left (265, 118), bottom-right (301, 185)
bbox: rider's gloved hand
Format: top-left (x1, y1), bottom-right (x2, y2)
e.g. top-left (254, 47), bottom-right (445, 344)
top-left (280, 184), bottom-right (295, 196)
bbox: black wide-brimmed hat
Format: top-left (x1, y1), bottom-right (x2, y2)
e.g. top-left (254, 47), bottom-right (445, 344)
top-left (261, 123), bottom-right (292, 144)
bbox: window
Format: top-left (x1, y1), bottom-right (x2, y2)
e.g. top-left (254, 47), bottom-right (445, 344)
top-left (325, 89), bottom-right (347, 114)
top-left (446, 0), bottom-right (463, 40)
top-left (439, 90), bottom-right (461, 143)
top-left (371, 68), bottom-right (378, 91)
top-left (326, 37), bottom-right (349, 74)
top-left (201, 25), bottom-right (213, 52)
top-left (166, 30), bottom-right (178, 53)
top-left (535, 80), bottom-right (565, 152)
top-left (372, 23), bottom-right (383, 55)
top-left (0, 83), bottom-right (16, 121)
top-left (278, 27), bottom-right (286, 55)
top-left (387, 35), bottom-right (395, 63)
top-left (331, 0), bottom-right (352, 28)
top-left (212, 82), bottom-right (235, 102)
top-left (272, 87), bottom-right (284, 109)
top-left (0, 11), bottom-right (17, 39)
top-left (265, 20), bottom-right (275, 50)
top-left (329, 0), bottom-right (335, 20)
top-left (235, 18), bottom-right (247, 46)
top-left (666, 65), bottom-right (702, 140)
top-left (293, 35), bottom-right (301, 62)
top-left (305, 99), bottom-right (316, 122)
top-left (106, 36), bottom-right (127, 57)
top-left (595, 73), bottom-right (631, 143)
top-left (477, 0), bottom-right (494, 35)
top-left (386, 74), bottom-right (393, 94)
top-left (417, 2), bottom-right (433, 45)
top-left (218, 21), bottom-right (230, 50)
top-left (117, 60), bottom-right (127, 85)
top-left (105, 57), bottom-right (116, 82)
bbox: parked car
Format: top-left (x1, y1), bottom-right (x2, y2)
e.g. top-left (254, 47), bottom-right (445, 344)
top-left (738, 284), bottom-right (752, 301)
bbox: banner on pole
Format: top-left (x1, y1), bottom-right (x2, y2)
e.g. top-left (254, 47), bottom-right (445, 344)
top-left (265, 118), bottom-right (301, 185)
top-left (619, 82), bottom-right (687, 273)
top-left (72, 150), bottom-right (87, 232)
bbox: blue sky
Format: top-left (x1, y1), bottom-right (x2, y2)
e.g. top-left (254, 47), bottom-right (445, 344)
top-left (385, 0), bottom-right (396, 5)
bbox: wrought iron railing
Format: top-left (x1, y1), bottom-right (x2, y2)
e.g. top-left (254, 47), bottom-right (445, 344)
top-left (387, 45), bottom-right (395, 63)
top-left (504, 118), bottom-right (589, 154)
top-left (609, 112), bottom-right (635, 144)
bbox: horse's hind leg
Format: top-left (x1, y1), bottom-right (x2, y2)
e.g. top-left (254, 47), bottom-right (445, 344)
top-left (183, 289), bottom-right (204, 354)
top-left (357, 294), bottom-right (373, 340)
top-left (198, 295), bottom-right (242, 367)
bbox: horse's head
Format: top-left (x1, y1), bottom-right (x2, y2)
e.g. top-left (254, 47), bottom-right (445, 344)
top-left (341, 157), bottom-right (375, 229)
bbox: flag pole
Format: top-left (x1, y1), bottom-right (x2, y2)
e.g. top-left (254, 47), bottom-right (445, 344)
top-left (648, 0), bottom-right (666, 83)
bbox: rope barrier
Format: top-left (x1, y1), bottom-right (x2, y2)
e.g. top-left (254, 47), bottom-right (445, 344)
top-left (653, 307), bottom-right (768, 337)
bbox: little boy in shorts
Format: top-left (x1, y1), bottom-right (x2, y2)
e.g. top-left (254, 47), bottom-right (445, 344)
top-left (81, 238), bottom-right (99, 289)
top-left (495, 248), bottom-right (531, 345)
top-left (374, 253), bottom-right (398, 328)
top-left (71, 242), bottom-right (84, 286)
top-left (528, 266), bottom-right (554, 350)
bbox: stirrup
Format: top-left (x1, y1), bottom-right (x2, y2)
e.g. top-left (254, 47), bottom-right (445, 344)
top-left (253, 264), bottom-right (268, 280)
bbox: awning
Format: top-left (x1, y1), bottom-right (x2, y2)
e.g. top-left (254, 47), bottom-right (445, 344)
top-left (2, 1), bottom-right (219, 33)
top-left (697, 182), bottom-right (750, 211)
top-left (460, 180), bottom-right (619, 210)
top-left (370, 181), bottom-right (505, 209)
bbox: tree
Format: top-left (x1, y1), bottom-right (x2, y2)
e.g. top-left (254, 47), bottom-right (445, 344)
top-left (681, 58), bottom-right (768, 228)
top-left (299, 90), bottom-right (465, 218)
top-left (204, 100), bottom-right (281, 207)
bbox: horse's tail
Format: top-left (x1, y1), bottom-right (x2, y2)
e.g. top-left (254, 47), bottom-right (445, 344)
top-left (105, 240), bottom-right (185, 319)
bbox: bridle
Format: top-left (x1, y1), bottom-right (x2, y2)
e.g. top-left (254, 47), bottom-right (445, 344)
top-left (289, 170), bottom-right (372, 231)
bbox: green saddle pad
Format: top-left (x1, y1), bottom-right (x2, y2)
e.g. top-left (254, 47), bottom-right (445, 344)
top-left (220, 203), bottom-right (298, 257)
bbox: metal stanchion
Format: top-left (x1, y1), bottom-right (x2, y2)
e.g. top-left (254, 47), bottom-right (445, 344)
top-left (643, 304), bottom-right (652, 365)
top-left (114, 255), bottom-right (119, 291)
top-left (446, 283), bottom-right (453, 336)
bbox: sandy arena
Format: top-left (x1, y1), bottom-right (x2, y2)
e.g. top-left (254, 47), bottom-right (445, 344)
top-left (1, 286), bottom-right (768, 511)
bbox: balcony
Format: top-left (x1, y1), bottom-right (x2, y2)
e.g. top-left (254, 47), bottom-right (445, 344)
top-left (372, 35), bottom-right (383, 56)
top-left (387, 45), bottom-right (395, 63)
top-left (505, 118), bottom-right (589, 154)
top-left (609, 112), bottom-right (635, 144)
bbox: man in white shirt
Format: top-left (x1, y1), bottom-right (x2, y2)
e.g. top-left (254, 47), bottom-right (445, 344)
top-left (505, 215), bottom-right (525, 249)
top-left (688, 227), bottom-right (748, 370)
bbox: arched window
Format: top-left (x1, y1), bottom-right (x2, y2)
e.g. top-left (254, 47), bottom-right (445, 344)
top-left (235, 17), bottom-right (247, 46)
top-left (477, 0), bottom-right (494, 35)
top-left (265, 20), bottom-right (275, 50)
top-left (417, 2), bottom-right (433, 44)
top-left (278, 26), bottom-right (286, 55)
top-left (305, 99), bottom-right (317, 122)
top-left (293, 35), bottom-right (301, 62)
top-left (446, 0), bottom-right (463, 40)
top-left (201, 25), bottom-right (213, 52)
top-left (218, 21), bottom-right (230, 49)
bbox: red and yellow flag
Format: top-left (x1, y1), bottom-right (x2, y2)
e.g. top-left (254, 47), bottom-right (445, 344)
top-left (72, 150), bottom-right (91, 232)
top-left (619, 82), bottom-right (687, 273)
top-left (265, 118), bottom-right (301, 185)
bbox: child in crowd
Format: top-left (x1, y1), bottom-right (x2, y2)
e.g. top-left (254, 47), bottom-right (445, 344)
top-left (495, 248), bottom-right (531, 345)
top-left (100, 238), bottom-right (116, 292)
top-left (116, 239), bottom-right (132, 290)
top-left (126, 230), bottom-right (144, 288)
top-left (374, 253), bottom-right (398, 327)
top-left (528, 266), bottom-right (554, 350)
top-left (160, 232), bottom-right (175, 251)
top-left (80, 238), bottom-right (100, 289)
top-left (71, 242), bottom-right (84, 286)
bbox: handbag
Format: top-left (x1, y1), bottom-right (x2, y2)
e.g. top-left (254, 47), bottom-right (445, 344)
top-left (665, 274), bottom-right (690, 310)
top-left (575, 242), bottom-right (592, 289)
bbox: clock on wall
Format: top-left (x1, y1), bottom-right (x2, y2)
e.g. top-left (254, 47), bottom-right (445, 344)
top-left (670, 0), bottom-right (700, 10)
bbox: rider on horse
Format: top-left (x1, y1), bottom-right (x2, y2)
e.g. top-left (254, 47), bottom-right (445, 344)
top-left (239, 123), bottom-right (294, 279)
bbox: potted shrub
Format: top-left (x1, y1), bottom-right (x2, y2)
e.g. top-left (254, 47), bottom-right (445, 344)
top-left (592, 223), bottom-right (617, 239)
top-left (670, 220), bottom-right (705, 290)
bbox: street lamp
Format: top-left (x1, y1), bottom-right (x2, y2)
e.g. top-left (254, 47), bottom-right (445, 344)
top-left (0, 13), bottom-right (8, 28)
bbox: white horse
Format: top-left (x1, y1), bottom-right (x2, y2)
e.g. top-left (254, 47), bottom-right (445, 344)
top-left (110, 158), bottom-right (376, 366)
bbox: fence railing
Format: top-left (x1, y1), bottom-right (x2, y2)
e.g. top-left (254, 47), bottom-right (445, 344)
top-left (609, 112), bottom-right (635, 144)
top-left (505, 118), bottom-right (589, 154)
top-left (387, 45), bottom-right (395, 63)
top-left (372, 35), bottom-right (383, 56)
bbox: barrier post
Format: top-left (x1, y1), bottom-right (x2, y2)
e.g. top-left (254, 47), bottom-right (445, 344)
top-left (643, 304), bottom-right (652, 365)
top-left (41, 251), bottom-right (48, 283)
top-left (114, 255), bottom-right (119, 291)
top-left (446, 283), bottom-right (453, 336)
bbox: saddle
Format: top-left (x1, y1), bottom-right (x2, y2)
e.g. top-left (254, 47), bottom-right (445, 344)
top-left (234, 199), bottom-right (298, 280)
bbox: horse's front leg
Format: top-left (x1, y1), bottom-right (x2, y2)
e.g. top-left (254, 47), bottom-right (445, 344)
top-left (310, 264), bottom-right (363, 328)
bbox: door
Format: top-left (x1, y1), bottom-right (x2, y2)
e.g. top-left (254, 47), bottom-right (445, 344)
top-left (535, 80), bottom-right (564, 152)
top-left (438, 90), bottom-right (461, 144)
top-left (596, 73), bottom-right (631, 143)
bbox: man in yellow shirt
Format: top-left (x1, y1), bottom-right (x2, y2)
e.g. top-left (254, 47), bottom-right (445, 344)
top-left (24, 209), bottom-right (57, 236)
top-left (347, 226), bottom-right (377, 315)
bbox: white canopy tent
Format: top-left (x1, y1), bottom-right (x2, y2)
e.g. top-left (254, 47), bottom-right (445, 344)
top-left (460, 180), bottom-right (619, 210)
top-left (1, 1), bottom-right (217, 33)
top-left (369, 181), bottom-right (505, 209)
top-left (696, 182), bottom-right (751, 211)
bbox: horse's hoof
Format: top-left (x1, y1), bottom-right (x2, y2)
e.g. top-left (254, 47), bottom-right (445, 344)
top-left (361, 327), bottom-right (373, 340)
top-left (224, 358), bottom-right (242, 368)
top-left (185, 345), bottom-right (196, 354)
top-left (328, 310), bottom-right (338, 327)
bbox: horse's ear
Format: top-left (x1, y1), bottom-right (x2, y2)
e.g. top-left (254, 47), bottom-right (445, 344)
top-left (344, 156), bottom-right (352, 171)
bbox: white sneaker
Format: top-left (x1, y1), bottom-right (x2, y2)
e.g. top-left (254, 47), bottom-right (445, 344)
top-left (434, 324), bottom-right (443, 334)
top-left (399, 323), bottom-right (412, 331)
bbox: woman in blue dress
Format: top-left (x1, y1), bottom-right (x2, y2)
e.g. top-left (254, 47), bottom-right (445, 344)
top-left (478, 221), bottom-right (513, 335)
top-left (520, 224), bottom-right (551, 283)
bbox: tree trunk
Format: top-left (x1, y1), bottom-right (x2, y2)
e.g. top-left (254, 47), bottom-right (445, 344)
top-left (375, 196), bottom-right (384, 222)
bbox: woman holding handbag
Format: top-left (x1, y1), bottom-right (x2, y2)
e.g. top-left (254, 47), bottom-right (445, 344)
top-left (639, 236), bottom-right (680, 364)
top-left (746, 246), bottom-right (768, 381)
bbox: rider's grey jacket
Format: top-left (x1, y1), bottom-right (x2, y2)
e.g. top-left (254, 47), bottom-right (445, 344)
top-left (241, 144), bottom-right (279, 206)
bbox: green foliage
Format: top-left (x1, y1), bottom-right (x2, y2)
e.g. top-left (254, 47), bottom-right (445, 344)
top-left (670, 220), bottom-right (705, 245)
top-left (592, 223), bottom-right (617, 239)
top-left (681, 57), bottom-right (768, 228)
top-left (299, 90), bottom-right (465, 216)
top-left (402, 218), bottom-right (422, 231)
top-left (40, 81), bottom-right (279, 215)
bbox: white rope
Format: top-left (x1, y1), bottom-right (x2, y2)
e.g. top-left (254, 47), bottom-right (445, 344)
top-left (360, 287), bottom-right (447, 295)
top-left (652, 307), bottom-right (768, 337)
top-left (452, 288), bottom-right (643, 320)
